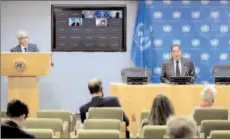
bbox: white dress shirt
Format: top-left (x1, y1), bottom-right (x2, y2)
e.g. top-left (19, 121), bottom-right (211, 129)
top-left (173, 59), bottom-right (182, 75)
top-left (21, 45), bottom-right (28, 52)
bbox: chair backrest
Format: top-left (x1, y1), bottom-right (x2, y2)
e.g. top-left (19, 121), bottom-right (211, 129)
top-left (84, 119), bottom-right (121, 131)
top-left (37, 110), bottom-right (71, 122)
top-left (88, 107), bottom-right (123, 121)
top-left (24, 129), bottom-right (54, 138)
top-left (1, 110), bottom-right (6, 118)
top-left (1, 118), bottom-right (6, 123)
top-left (141, 125), bottom-right (167, 138)
top-left (77, 129), bottom-right (120, 138)
top-left (25, 118), bottom-right (63, 133)
top-left (200, 120), bottom-right (230, 138)
top-left (140, 109), bottom-right (150, 125)
top-left (210, 130), bottom-right (230, 138)
top-left (121, 67), bottom-right (152, 83)
top-left (193, 108), bottom-right (228, 125)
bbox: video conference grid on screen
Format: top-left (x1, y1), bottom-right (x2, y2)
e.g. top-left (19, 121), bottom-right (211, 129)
top-left (52, 6), bottom-right (126, 51)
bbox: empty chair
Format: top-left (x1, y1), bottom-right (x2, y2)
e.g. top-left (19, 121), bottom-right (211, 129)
top-left (140, 109), bottom-right (150, 124)
top-left (210, 130), bottom-right (230, 138)
top-left (25, 118), bottom-right (63, 137)
top-left (193, 108), bottom-right (228, 125)
top-left (121, 67), bottom-right (152, 83)
top-left (37, 110), bottom-right (72, 137)
top-left (24, 129), bottom-right (54, 138)
top-left (77, 130), bottom-right (120, 138)
top-left (88, 107), bottom-right (123, 121)
top-left (84, 119), bottom-right (121, 131)
top-left (1, 110), bottom-right (6, 118)
top-left (140, 125), bottom-right (167, 138)
top-left (200, 120), bottom-right (230, 138)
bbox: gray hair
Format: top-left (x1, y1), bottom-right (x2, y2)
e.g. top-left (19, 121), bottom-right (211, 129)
top-left (17, 30), bottom-right (28, 39)
top-left (201, 85), bottom-right (216, 104)
top-left (166, 116), bottom-right (197, 138)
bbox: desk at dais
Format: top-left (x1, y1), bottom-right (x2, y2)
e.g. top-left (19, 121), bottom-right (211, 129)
top-left (110, 83), bottom-right (230, 130)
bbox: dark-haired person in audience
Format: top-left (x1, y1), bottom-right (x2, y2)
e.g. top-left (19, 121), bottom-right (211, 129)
top-left (1, 99), bottom-right (34, 138)
top-left (142, 94), bottom-right (175, 127)
top-left (166, 116), bottom-right (197, 138)
top-left (79, 77), bottom-right (130, 138)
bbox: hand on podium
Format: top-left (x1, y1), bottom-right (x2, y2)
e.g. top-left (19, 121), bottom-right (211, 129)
top-left (51, 61), bottom-right (54, 67)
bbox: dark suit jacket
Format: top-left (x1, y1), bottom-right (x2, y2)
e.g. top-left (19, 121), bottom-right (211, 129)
top-left (160, 57), bottom-right (196, 83)
top-left (11, 44), bottom-right (39, 52)
top-left (1, 120), bottom-right (34, 138)
top-left (79, 96), bottom-right (129, 126)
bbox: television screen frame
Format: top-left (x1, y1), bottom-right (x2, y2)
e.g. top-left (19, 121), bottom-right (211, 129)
top-left (51, 4), bottom-right (127, 52)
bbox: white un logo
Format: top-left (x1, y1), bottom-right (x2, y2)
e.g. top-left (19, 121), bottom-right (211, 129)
top-left (163, 0), bottom-right (172, 5)
top-left (201, 0), bottom-right (210, 5)
top-left (220, 25), bottom-right (229, 33)
top-left (153, 11), bottom-right (163, 19)
top-left (163, 53), bottom-right (171, 60)
top-left (210, 11), bottom-right (219, 19)
top-left (182, 0), bottom-right (191, 5)
top-left (145, 0), bottom-right (153, 5)
top-left (220, 0), bottom-right (228, 5)
top-left (154, 67), bottom-right (162, 75)
top-left (183, 53), bottom-right (191, 59)
top-left (220, 53), bottom-right (228, 61)
top-left (201, 81), bottom-right (209, 84)
top-left (195, 67), bottom-right (200, 74)
top-left (172, 11), bottom-right (181, 19)
top-left (153, 39), bottom-right (162, 47)
top-left (191, 11), bottom-right (200, 19)
top-left (210, 39), bottom-right (219, 47)
top-left (200, 25), bottom-right (210, 32)
top-left (172, 39), bottom-right (181, 45)
top-left (201, 53), bottom-right (210, 61)
top-left (182, 25), bottom-right (190, 32)
top-left (191, 39), bottom-right (200, 47)
top-left (163, 25), bottom-right (172, 32)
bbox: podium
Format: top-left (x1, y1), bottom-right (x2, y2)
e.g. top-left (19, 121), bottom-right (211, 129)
top-left (1, 52), bottom-right (51, 117)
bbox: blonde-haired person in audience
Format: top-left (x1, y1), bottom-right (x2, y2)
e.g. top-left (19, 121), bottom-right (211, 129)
top-left (165, 116), bottom-right (197, 138)
top-left (142, 94), bottom-right (175, 127)
top-left (198, 85), bottom-right (216, 108)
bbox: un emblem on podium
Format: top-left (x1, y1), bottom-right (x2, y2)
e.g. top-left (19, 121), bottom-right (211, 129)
top-left (14, 60), bottom-right (26, 72)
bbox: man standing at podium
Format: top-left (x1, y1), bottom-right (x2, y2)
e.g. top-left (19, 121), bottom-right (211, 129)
top-left (11, 31), bottom-right (39, 52)
top-left (160, 44), bottom-right (196, 84)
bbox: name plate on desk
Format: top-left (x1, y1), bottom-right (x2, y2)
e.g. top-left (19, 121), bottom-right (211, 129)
top-left (127, 77), bottom-right (148, 85)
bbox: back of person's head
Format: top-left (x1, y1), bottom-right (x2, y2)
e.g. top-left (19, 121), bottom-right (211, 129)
top-left (148, 94), bottom-right (174, 125)
top-left (201, 85), bottom-right (216, 105)
top-left (88, 77), bottom-right (103, 95)
top-left (166, 116), bottom-right (197, 138)
top-left (7, 99), bottom-right (29, 118)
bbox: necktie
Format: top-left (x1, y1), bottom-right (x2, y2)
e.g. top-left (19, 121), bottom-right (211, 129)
top-left (24, 48), bottom-right (27, 52)
top-left (176, 60), bottom-right (180, 76)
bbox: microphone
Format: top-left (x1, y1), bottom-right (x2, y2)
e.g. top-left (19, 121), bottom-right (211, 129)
top-left (184, 64), bottom-right (189, 76)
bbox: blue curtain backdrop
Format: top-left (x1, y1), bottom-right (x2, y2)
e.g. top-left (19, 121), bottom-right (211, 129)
top-left (131, 0), bottom-right (230, 83)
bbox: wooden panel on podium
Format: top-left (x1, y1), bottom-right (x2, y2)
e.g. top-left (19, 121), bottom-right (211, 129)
top-left (1, 52), bottom-right (51, 117)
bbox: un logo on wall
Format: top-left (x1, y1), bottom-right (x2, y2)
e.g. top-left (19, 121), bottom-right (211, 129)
top-left (14, 60), bottom-right (26, 72)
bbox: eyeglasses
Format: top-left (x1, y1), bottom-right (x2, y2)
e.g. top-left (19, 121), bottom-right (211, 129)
top-left (19, 37), bottom-right (28, 39)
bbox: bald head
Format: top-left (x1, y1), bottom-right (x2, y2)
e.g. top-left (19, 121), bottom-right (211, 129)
top-left (88, 77), bottom-right (103, 96)
top-left (17, 31), bottom-right (29, 46)
top-left (166, 116), bottom-right (197, 138)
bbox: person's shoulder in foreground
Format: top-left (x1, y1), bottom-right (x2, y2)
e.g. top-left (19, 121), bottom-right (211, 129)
top-left (1, 123), bottom-right (34, 138)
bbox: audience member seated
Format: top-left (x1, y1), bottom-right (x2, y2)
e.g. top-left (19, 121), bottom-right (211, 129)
top-left (166, 116), bottom-right (197, 138)
top-left (1, 99), bottom-right (34, 138)
top-left (79, 77), bottom-right (130, 138)
top-left (142, 94), bottom-right (175, 127)
top-left (198, 85), bottom-right (216, 108)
